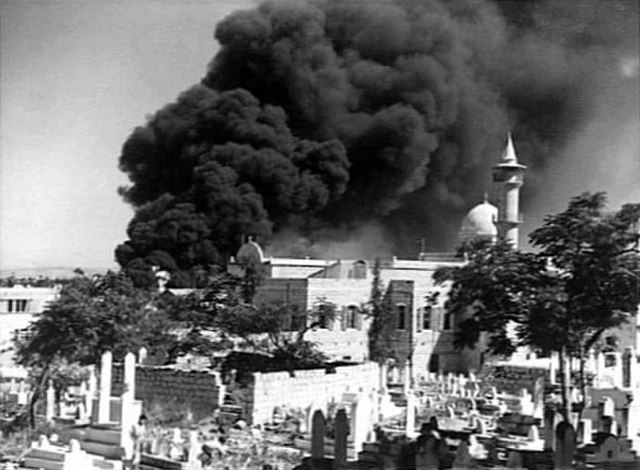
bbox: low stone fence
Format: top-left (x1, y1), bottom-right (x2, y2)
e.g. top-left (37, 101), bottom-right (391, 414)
top-left (109, 361), bottom-right (381, 425)
top-left (111, 364), bottom-right (220, 420)
top-left (249, 362), bottom-right (381, 424)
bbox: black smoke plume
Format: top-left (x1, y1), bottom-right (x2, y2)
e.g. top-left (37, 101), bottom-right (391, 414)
top-left (116, 0), bottom-right (638, 286)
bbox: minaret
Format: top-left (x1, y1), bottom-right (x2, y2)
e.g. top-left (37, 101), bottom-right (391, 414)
top-left (492, 134), bottom-right (526, 247)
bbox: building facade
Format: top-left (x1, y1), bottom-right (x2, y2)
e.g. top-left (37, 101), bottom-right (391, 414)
top-left (228, 136), bottom-right (529, 382)
top-left (0, 285), bottom-right (60, 371)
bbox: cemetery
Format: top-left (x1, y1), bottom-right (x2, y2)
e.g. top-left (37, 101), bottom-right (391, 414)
top-left (1, 340), bottom-right (638, 470)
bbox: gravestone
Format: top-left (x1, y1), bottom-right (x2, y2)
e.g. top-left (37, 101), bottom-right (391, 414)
top-left (590, 435), bottom-right (619, 462)
top-left (452, 440), bottom-right (472, 470)
top-left (506, 450), bottom-right (524, 469)
top-left (187, 430), bottom-right (200, 466)
top-left (353, 394), bottom-right (372, 454)
top-left (476, 417), bottom-right (487, 435)
top-left (543, 408), bottom-right (556, 450)
top-left (85, 366), bottom-right (96, 419)
top-left (311, 410), bottom-right (325, 460)
top-left (333, 408), bottom-right (348, 470)
top-left (120, 352), bottom-right (136, 461)
top-left (45, 380), bottom-right (55, 422)
top-left (528, 425), bottom-right (540, 443)
top-left (519, 389), bottom-right (534, 416)
top-left (406, 392), bottom-right (416, 436)
top-left (468, 435), bottom-right (487, 460)
top-left (138, 346), bottom-right (148, 365)
top-left (98, 351), bottom-right (112, 423)
top-left (602, 396), bottom-right (615, 417)
top-left (554, 422), bottom-right (576, 470)
top-left (577, 418), bottom-right (592, 445)
top-left (416, 434), bottom-right (440, 470)
top-left (533, 377), bottom-right (544, 419)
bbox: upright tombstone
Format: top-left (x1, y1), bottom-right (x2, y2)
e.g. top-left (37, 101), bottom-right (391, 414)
top-left (519, 389), bottom-right (534, 416)
top-left (578, 419), bottom-right (593, 445)
top-left (120, 352), bottom-right (136, 461)
top-left (187, 430), bottom-right (200, 466)
top-left (587, 350), bottom-right (597, 374)
top-left (16, 379), bottom-right (28, 405)
top-left (406, 392), bottom-right (417, 436)
top-left (506, 450), bottom-right (524, 469)
top-left (554, 422), bottom-right (576, 470)
top-left (138, 347), bottom-right (148, 365)
top-left (311, 410), bottom-right (326, 461)
top-left (379, 362), bottom-right (388, 393)
top-left (333, 409), bottom-right (348, 470)
top-left (45, 380), bottom-right (55, 422)
top-left (416, 434), bottom-right (440, 470)
top-left (549, 352), bottom-right (558, 385)
top-left (452, 440), bottom-right (472, 470)
top-left (543, 408), bottom-right (557, 451)
top-left (353, 394), bottom-right (372, 454)
top-left (611, 352), bottom-right (624, 388)
top-left (602, 396), bottom-right (615, 418)
top-left (623, 347), bottom-right (637, 390)
top-left (403, 366), bottom-right (411, 395)
top-left (98, 351), bottom-right (112, 423)
top-left (476, 417), bottom-right (487, 435)
top-left (85, 366), bottom-right (97, 421)
top-left (528, 425), bottom-right (541, 443)
top-left (533, 377), bottom-right (545, 420)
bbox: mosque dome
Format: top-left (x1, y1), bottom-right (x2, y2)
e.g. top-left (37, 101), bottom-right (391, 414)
top-left (459, 199), bottom-right (498, 243)
top-left (236, 237), bottom-right (264, 266)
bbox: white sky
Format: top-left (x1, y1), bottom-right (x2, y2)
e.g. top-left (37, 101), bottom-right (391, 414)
top-left (0, 0), bottom-right (256, 272)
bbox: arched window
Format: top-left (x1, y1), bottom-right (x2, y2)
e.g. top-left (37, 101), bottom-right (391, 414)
top-left (352, 260), bottom-right (367, 279)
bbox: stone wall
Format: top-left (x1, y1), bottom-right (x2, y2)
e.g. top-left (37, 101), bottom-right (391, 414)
top-left (249, 362), bottom-right (381, 424)
top-left (112, 364), bottom-right (220, 420)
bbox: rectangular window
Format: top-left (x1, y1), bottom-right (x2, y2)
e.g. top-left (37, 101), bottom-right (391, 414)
top-left (397, 304), bottom-right (406, 330)
top-left (443, 312), bottom-right (453, 331)
top-left (429, 353), bottom-right (440, 373)
top-left (423, 306), bottom-right (432, 330)
top-left (346, 306), bottom-right (358, 329)
top-left (4, 299), bottom-right (29, 313)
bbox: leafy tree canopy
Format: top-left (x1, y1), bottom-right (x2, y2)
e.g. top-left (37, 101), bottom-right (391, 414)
top-left (435, 192), bottom-right (640, 358)
top-left (14, 271), bottom-right (174, 370)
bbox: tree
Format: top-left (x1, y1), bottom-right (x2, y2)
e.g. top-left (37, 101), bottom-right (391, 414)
top-left (435, 192), bottom-right (640, 419)
top-left (163, 271), bottom-right (242, 362)
top-left (214, 300), bottom-right (336, 371)
top-left (164, 270), bottom-right (336, 370)
top-left (367, 259), bottom-right (394, 363)
top-left (14, 271), bottom-right (174, 425)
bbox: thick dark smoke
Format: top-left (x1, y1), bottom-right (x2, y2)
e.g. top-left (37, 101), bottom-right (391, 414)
top-left (116, 0), bottom-right (639, 286)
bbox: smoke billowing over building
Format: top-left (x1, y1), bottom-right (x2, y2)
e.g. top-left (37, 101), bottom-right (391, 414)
top-left (114, 0), bottom-right (639, 286)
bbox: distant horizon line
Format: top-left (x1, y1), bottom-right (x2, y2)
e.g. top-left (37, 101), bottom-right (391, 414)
top-left (0, 266), bottom-right (118, 278)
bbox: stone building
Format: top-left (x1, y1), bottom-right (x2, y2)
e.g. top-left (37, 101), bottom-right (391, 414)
top-left (229, 136), bottom-right (528, 381)
top-left (0, 285), bottom-right (60, 370)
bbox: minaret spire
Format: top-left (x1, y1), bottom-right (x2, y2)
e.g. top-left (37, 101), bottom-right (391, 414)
top-left (501, 133), bottom-right (518, 164)
top-left (492, 133), bottom-right (526, 247)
